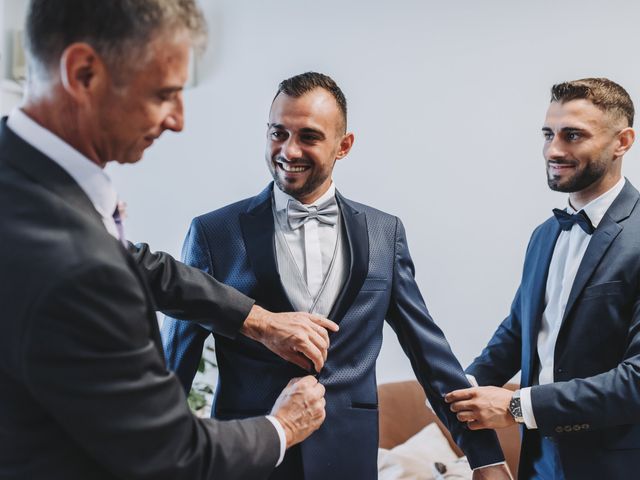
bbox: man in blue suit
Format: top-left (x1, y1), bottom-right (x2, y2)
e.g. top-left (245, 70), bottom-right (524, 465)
top-left (162, 72), bottom-right (510, 479)
top-left (446, 78), bottom-right (638, 479)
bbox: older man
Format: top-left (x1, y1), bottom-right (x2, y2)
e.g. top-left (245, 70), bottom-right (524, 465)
top-left (447, 78), bottom-right (639, 479)
top-left (0, 2), bottom-right (336, 479)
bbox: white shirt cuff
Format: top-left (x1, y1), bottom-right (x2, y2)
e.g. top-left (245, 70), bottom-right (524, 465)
top-left (473, 461), bottom-right (508, 471)
top-left (265, 415), bottom-right (287, 466)
top-left (519, 387), bottom-right (538, 429)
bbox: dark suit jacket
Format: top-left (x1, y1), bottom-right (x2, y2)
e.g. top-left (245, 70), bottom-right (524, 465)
top-left (0, 119), bottom-right (280, 480)
top-left (162, 183), bottom-right (504, 480)
top-left (467, 180), bottom-right (640, 479)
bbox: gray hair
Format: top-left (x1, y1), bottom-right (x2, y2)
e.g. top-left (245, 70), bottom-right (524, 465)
top-left (26, 0), bottom-right (207, 82)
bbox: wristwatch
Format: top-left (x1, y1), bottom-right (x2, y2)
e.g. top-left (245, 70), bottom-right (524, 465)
top-left (509, 390), bottom-right (525, 424)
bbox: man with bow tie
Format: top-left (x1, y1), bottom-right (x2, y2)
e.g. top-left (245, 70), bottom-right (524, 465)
top-left (162, 72), bottom-right (510, 479)
top-left (446, 78), bottom-right (640, 479)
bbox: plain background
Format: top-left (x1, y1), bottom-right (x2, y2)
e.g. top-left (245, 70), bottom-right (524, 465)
top-left (4, 0), bottom-right (640, 384)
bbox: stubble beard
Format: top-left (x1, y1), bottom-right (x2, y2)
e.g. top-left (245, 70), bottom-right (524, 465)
top-left (547, 159), bottom-right (609, 193)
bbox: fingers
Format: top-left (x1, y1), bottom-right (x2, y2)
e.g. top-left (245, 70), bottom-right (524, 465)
top-left (455, 411), bottom-right (476, 422)
top-left (444, 387), bottom-right (476, 403)
top-left (449, 399), bottom-right (475, 413)
top-left (295, 342), bottom-right (324, 373)
top-left (284, 351), bottom-right (316, 372)
top-left (309, 314), bottom-right (339, 333)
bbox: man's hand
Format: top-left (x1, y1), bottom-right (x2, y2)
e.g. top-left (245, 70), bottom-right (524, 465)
top-left (241, 305), bottom-right (339, 372)
top-left (445, 386), bottom-right (515, 430)
top-left (270, 376), bottom-right (326, 447)
top-left (472, 464), bottom-right (513, 480)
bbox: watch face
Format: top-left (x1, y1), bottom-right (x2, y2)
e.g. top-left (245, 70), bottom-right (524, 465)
top-left (509, 397), bottom-right (523, 421)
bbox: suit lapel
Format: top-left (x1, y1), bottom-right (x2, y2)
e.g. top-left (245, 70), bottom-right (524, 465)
top-left (0, 118), bottom-right (164, 347)
top-left (0, 118), bottom-right (102, 226)
top-left (328, 192), bottom-right (369, 324)
top-left (523, 220), bottom-right (560, 385)
top-left (560, 180), bottom-right (638, 328)
top-left (240, 184), bottom-right (294, 312)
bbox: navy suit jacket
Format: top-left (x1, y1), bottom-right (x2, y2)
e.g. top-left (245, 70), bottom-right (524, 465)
top-left (467, 180), bottom-right (640, 479)
top-left (163, 184), bottom-right (504, 479)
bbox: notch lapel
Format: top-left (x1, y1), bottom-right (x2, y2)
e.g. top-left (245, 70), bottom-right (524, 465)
top-left (328, 192), bottom-right (369, 324)
top-left (239, 184), bottom-right (294, 312)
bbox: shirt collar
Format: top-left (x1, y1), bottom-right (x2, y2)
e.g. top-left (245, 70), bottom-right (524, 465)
top-left (566, 177), bottom-right (626, 229)
top-left (7, 108), bottom-right (118, 220)
top-left (273, 181), bottom-right (337, 212)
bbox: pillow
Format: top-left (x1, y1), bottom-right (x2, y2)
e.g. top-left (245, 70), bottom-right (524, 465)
top-left (378, 423), bottom-right (472, 480)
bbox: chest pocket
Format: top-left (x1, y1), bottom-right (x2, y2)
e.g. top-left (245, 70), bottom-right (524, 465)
top-left (581, 280), bottom-right (623, 300)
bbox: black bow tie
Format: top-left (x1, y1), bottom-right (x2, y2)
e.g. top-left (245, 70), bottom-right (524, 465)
top-left (552, 208), bottom-right (595, 235)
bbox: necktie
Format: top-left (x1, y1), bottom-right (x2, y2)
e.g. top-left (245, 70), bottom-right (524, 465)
top-left (287, 199), bottom-right (338, 230)
top-left (552, 208), bottom-right (595, 235)
top-left (112, 204), bottom-right (128, 246)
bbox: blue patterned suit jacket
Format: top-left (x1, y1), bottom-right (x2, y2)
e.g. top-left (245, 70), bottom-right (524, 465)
top-left (163, 184), bottom-right (503, 479)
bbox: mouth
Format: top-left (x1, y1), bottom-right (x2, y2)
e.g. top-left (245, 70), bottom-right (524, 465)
top-left (547, 161), bottom-right (576, 173)
top-left (275, 159), bottom-right (311, 173)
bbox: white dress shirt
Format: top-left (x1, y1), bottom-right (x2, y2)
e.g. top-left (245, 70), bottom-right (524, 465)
top-left (273, 182), bottom-right (340, 297)
top-left (6, 108), bottom-right (288, 466)
top-left (520, 177), bottom-right (626, 428)
top-left (7, 108), bottom-right (122, 241)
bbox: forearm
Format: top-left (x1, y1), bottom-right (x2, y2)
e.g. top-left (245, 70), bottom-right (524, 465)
top-left (530, 360), bottom-right (640, 435)
top-left (131, 242), bottom-right (254, 338)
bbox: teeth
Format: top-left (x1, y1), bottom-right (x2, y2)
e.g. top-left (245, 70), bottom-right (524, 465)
top-left (279, 162), bottom-right (309, 173)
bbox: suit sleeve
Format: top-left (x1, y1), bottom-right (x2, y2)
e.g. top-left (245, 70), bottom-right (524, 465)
top-left (129, 218), bottom-right (254, 339)
top-left (23, 261), bottom-right (279, 480)
top-left (160, 218), bottom-right (226, 390)
top-left (530, 294), bottom-right (640, 436)
top-left (385, 218), bottom-right (505, 469)
top-left (465, 286), bottom-right (523, 387)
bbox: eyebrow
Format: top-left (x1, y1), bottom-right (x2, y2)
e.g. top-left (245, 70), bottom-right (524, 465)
top-left (541, 126), bottom-right (586, 133)
top-left (158, 86), bottom-right (184, 95)
top-left (268, 124), bottom-right (326, 139)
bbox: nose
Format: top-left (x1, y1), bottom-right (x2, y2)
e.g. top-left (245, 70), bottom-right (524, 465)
top-left (282, 137), bottom-right (302, 160)
top-left (162, 96), bottom-right (184, 133)
top-left (544, 135), bottom-right (565, 160)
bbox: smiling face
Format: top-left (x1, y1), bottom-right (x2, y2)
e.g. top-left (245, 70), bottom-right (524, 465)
top-left (266, 88), bottom-right (354, 204)
top-left (542, 99), bottom-right (633, 206)
top-left (93, 33), bottom-right (190, 166)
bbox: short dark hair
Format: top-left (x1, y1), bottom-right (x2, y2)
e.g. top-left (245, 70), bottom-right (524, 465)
top-left (550, 78), bottom-right (634, 127)
top-left (275, 72), bottom-right (348, 132)
top-left (25, 0), bottom-right (206, 81)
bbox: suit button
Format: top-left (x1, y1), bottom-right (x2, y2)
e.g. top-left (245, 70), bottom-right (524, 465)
top-left (556, 368), bottom-right (563, 373)
top-left (572, 425), bottom-right (581, 431)
top-left (564, 425), bottom-right (572, 432)
top-left (581, 424), bottom-right (590, 430)
top-left (555, 426), bottom-right (564, 433)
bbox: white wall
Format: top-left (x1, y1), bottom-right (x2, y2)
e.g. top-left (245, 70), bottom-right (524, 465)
top-left (100, 0), bottom-right (639, 383)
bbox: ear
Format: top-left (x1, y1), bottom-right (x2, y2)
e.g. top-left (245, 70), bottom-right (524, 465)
top-left (59, 43), bottom-right (106, 102)
top-left (614, 127), bottom-right (635, 157)
top-left (336, 132), bottom-right (355, 160)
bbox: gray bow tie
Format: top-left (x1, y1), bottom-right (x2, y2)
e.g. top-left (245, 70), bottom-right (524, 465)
top-left (287, 199), bottom-right (338, 230)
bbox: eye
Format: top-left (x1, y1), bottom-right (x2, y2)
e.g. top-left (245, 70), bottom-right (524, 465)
top-left (270, 130), bottom-right (286, 140)
top-left (300, 134), bottom-right (321, 144)
top-left (566, 131), bottom-right (581, 141)
top-left (157, 91), bottom-right (178, 102)
top-left (543, 131), bottom-right (553, 141)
